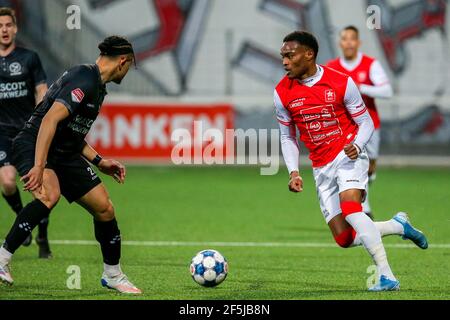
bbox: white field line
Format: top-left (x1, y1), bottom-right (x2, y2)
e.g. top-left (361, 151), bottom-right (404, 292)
top-left (42, 240), bottom-right (450, 249)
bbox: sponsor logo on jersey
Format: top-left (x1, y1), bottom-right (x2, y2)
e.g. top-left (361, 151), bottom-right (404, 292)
top-left (71, 88), bottom-right (85, 103)
top-left (9, 62), bottom-right (22, 76)
top-left (301, 104), bottom-right (343, 146)
top-left (325, 89), bottom-right (335, 102)
top-left (288, 98), bottom-right (306, 108)
top-left (310, 121), bottom-right (321, 131)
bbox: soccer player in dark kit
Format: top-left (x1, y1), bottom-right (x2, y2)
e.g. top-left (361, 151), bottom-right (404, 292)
top-left (0, 7), bottom-right (50, 255)
top-left (0, 35), bottom-right (142, 294)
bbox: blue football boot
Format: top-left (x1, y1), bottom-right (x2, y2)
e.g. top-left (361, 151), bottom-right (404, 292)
top-left (369, 275), bottom-right (400, 292)
top-left (393, 212), bottom-right (428, 249)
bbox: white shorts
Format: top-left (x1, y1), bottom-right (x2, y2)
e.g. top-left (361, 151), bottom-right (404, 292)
top-left (313, 149), bottom-right (369, 224)
top-left (365, 129), bottom-right (380, 160)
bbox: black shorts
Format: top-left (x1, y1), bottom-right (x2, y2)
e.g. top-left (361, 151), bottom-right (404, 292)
top-left (0, 129), bottom-right (19, 167)
top-left (11, 132), bottom-right (102, 203)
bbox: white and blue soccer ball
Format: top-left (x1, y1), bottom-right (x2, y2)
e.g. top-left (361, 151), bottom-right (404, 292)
top-left (190, 249), bottom-right (228, 287)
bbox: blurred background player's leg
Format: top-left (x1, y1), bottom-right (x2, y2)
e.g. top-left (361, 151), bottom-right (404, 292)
top-left (362, 129), bottom-right (380, 219)
top-left (36, 215), bottom-right (52, 259)
top-left (0, 164), bottom-right (32, 247)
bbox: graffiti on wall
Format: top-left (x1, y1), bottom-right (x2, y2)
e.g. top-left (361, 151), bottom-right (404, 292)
top-left (368, 0), bottom-right (447, 74)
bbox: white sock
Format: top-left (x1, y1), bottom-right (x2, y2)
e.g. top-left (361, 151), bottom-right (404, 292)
top-left (104, 263), bottom-right (122, 277)
top-left (351, 217), bottom-right (404, 247)
top-left (367, 243), bottom-right (396, 281)
top-left (374, 219), bottom-right (404, 236)
top-left (0, 246), bottom-right (13, 266)
top-left (362, 187), bottom-right (371, 214)
top-left (345, 212), bottom-right (396, 280)
top-left (345, 211), bottom-right (381, 248)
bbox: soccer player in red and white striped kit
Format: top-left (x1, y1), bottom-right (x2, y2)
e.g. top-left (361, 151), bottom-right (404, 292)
top-left (275, 31), bottom-right (428, 291)
top-left (327, 25), bottom-right (393, 219)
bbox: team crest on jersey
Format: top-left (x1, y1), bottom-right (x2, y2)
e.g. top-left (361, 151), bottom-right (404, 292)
top-left (357, 71), bottom-right (367, 83)
top-left (325, 89), bottom-right (335, 102)
top-left (9, 62), bottom-right (22, 76)
top-left (71, 88), bottom-right (85, 103)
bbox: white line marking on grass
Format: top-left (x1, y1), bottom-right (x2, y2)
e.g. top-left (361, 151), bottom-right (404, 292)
top-left (45, 240), bottom-right (450, 249)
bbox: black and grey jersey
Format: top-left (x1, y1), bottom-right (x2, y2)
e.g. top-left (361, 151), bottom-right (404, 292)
top-left (0, 47), bottom-right (47, 134)
top-left (23, 64), bottom-right (107, 156)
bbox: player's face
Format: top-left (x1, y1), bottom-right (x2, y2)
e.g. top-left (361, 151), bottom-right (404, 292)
top-left (339, 30), bottom-right (360, 60)
top-left (112, 56), bottom-right (133, 84)
top-left (0, 15), bottom-right (17, 48)
top-left (280, 41), bottom-right (313, 79)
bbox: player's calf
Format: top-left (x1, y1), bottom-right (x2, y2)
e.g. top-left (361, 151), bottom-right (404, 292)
top-left (2, 199), bottom-right (52, 255)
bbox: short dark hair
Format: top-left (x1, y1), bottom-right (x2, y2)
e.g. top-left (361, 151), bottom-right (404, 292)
top-left (98, 35), bottom-right (135, 59)
top-left (283, 31), bottom-right (319, 58)
top-left (341, 25), bottom-right (359, 38)
top-left (0, 7), bottom-right (17, 25)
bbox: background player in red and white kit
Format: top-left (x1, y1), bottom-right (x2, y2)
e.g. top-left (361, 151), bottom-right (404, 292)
top-left (0, 7), bottom-right (51, 256)
top-left (327, 26), bottom-right (393, 219)
top-left (275, 31), bottom-right (427, 291)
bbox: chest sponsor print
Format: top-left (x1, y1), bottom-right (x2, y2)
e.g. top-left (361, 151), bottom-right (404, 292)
top-left (299, 104), bottom-right (343, 146)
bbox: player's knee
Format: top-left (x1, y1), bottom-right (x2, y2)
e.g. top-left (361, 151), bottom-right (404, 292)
top-left (0, 179), bottom-right (17, 195)
top-left (35, 189), bottom-right (60, 209)
top-left (334, 228), bottom-right (356, 248)
top-left (95, 200), bottom-right (115, 221)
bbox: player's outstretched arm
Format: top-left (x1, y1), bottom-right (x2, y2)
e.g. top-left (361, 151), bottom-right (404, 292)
top-left (81, 141), bottom-right (126, 184)
top-left (22, 102), bottom-right (69, 191)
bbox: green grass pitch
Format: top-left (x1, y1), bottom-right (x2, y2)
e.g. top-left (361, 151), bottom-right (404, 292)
top-left (0, 166), bottom-right (449, 300)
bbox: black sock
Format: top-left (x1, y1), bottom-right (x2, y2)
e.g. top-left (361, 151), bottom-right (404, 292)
top-left (94, 218), bottom-right (121, 265)
top-left (38, 216), bottom-right (50, 239)
top-left (2, 188), bottom-right (23, 215)
top-left (3, 199), bottom-right (51, 254)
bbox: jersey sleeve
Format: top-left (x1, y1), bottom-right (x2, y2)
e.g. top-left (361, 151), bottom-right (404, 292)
top-left (274, 89), bottom-right (300, 173)
top-left (274, 89), bottom-right (292, 126)
top-left (31, 52), bottom-right (47, 86)
top-left (359, 60), bottom-right (393, 98)
top-left (369, 60), bottom-right (390, 86)
top-left (54, 67), bottom-right (94, 114)
top-left (344, 77), bottom-right (374, 150)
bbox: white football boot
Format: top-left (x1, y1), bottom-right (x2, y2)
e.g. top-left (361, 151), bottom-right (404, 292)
top-left (0, 263), bottom-right (13, 286)
top-left (101, 273), bottom-right (142, 294)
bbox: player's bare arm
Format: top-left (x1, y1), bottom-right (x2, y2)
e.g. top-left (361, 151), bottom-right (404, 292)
top-left (22, 102), bottom-right (69, 191)
top-left (81, 141), bottom-right (126, 184)
top-left (35, 83), bottom-right (48, 105)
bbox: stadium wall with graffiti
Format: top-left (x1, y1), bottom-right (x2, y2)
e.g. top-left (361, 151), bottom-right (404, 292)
top-left (4, 0), bottom-right (450, 156)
